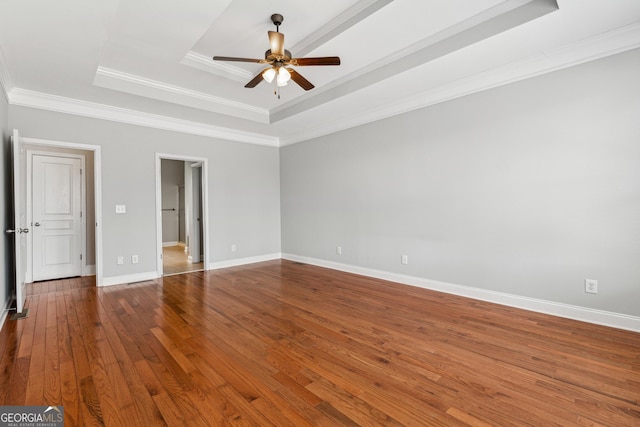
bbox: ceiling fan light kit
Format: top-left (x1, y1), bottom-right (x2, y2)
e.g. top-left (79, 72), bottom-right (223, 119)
top-left (213, 13), bottom-right (340, 98)
top-left (262, 67), bottom-right (276, 83)
top-left (276, 67), bottom-right (291, 86)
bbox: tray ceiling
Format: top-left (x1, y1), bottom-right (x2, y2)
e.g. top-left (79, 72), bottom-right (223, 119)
top-left (1, 0), bottom-right (640, 146)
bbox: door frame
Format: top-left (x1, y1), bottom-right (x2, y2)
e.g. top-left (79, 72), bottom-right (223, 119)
top-left (155, 153), bottom-right (209, 277)
top-left (186, 161), bottom-right (203, 264)
top-left (21, 137), bottom-right (103, 286)
top-left (9, 130), bottom-right (27, 317)
top-left (26, 151), bottom-right (86, 282)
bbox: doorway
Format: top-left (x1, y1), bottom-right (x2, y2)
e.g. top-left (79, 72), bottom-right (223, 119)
top-left (18, 136), bottom-right (102, 286)
top-left (156, 154), bottom-right (209, 276)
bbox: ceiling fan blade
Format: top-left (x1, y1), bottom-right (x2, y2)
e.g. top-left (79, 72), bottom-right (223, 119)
top-left (293, 57), bottom-right (341, 66)
top-left (244, 70), bottom-right (267, 88)
top-left (268, 31), bottom-right (285, 58)
top-left (289, 69), bottom-right (314, 91)
top-left (213, 56), bottom-right (264, 63)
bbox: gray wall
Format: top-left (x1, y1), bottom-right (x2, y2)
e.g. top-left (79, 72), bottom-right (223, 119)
top-left (0, 86), bottom-right (9, 311)
top-left (281, 49), bottom-right (640, 317)
top-left (9, 107), bottom-right (281, 279)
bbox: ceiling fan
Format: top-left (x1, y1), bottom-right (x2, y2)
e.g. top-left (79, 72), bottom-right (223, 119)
top-left (213, 14), bottom-right (340, 94)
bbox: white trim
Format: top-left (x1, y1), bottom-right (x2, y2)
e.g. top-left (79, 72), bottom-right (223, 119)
top-left (156, 153), bottom-right (210, 278)
top-left (94, 66), bottom-right (269, 123)
top-left (100, 271), bottom-right (159, 287)
top-left (0, 295), bottom-right (14, 332)
top-left (9, 89), bottom-right (279, 147)
top-left (209, 253), bottom-right (282, 270)
top-left (155, 156), bottom-right (163, 277)
top-left (281, 253), bottom-right (640, 333)
top-left (162, 241), bottom-right (179, 247)
top-left (21, 137), bottom-right (103, 286)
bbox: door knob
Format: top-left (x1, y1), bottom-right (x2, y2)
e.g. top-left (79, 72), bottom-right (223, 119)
top-left (34, 222), bottom-right (41, 227)
top-left (5, 228), bottom-right (29, 234)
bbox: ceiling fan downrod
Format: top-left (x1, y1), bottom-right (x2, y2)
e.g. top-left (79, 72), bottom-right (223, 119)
top-left (271, 13), bottom-right (283, 32)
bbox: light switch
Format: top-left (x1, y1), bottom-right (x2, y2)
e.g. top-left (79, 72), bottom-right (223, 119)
top-left (115, 205), bottom-right (126, 214)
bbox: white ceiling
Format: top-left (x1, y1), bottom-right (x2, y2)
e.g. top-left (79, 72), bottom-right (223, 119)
top-left (1, 0), bottom-right (639, 146)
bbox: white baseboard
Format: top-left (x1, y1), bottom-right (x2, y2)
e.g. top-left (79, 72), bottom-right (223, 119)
top-left (210, 253), bottom-right (282, 270)
top-left (281, 253), bottom-right (640, 333)
top-left (162, 241), bottom-right (179, 247)
top-left (100, 271), bottom-right (159, 287)
top-left (0, 295), bottom-right (14, 332)
top-left (102, 253), bottom-right (282, 286)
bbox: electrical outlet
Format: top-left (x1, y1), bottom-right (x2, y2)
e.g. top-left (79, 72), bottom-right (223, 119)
top-left (336, 246), bottom-right (342, 255)
top-left (401, 255), bottom-right (409, 265)
top-left (117, 256), bottom-right (124, 265)
top-left (585, 279), bottom-right (598, 294)
top-left (231, 244), bottom-right (237, 252)
top-left (115, 204), bottom-right (126, 214)
top-left (131, 255), bottom-right (139, 264)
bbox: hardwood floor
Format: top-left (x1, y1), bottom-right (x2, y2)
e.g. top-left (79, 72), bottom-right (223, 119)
top-left (162, 244), bottom-right (204, 275)
top-left (1, 260), bottom-right (639, 426)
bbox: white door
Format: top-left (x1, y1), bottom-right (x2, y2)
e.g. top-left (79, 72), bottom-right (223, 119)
top-left (6, 130), bottom-right (28, 315)
top-left (32, 155), bottom-right (82, 281)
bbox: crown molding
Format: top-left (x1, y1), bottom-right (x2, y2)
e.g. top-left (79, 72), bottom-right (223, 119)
top-left (8, 88), bottom-right (279, 147)
top-left (0, 44), bottom-right (13, 102)
top-left (94, 66), bottom-right (269, 123)
top-left (180, 51), bottom-right (254, 83)
top-left (279, 21), bottom-right (640, 146)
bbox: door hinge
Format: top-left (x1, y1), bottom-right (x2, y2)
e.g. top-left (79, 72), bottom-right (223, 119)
top-left (80, 211), bottom-right (83, 218)
top-left (80, 254), bottom-right (83, 261)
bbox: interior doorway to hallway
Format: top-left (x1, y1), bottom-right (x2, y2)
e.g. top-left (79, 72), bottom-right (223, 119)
top-left (156, 155), bottom-right (209, 276)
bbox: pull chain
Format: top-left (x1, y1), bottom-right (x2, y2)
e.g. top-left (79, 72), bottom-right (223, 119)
top-left (273, 80), bottom-right (281, 99)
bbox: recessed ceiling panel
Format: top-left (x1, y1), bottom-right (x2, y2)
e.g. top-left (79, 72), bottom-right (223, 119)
top-left (192, 0), bottom-right (364, 62)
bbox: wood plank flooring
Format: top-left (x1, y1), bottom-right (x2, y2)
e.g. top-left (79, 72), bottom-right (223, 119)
top-left (162, 244), bottom-right (204, 275)
top-left (1, 260), bottom-right (639, 426)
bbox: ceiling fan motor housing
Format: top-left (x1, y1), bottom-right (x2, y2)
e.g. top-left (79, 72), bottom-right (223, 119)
top-left (271, 14), bottom-right (284, 27)
top-left (265, 49), bottom-right (292, 62)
